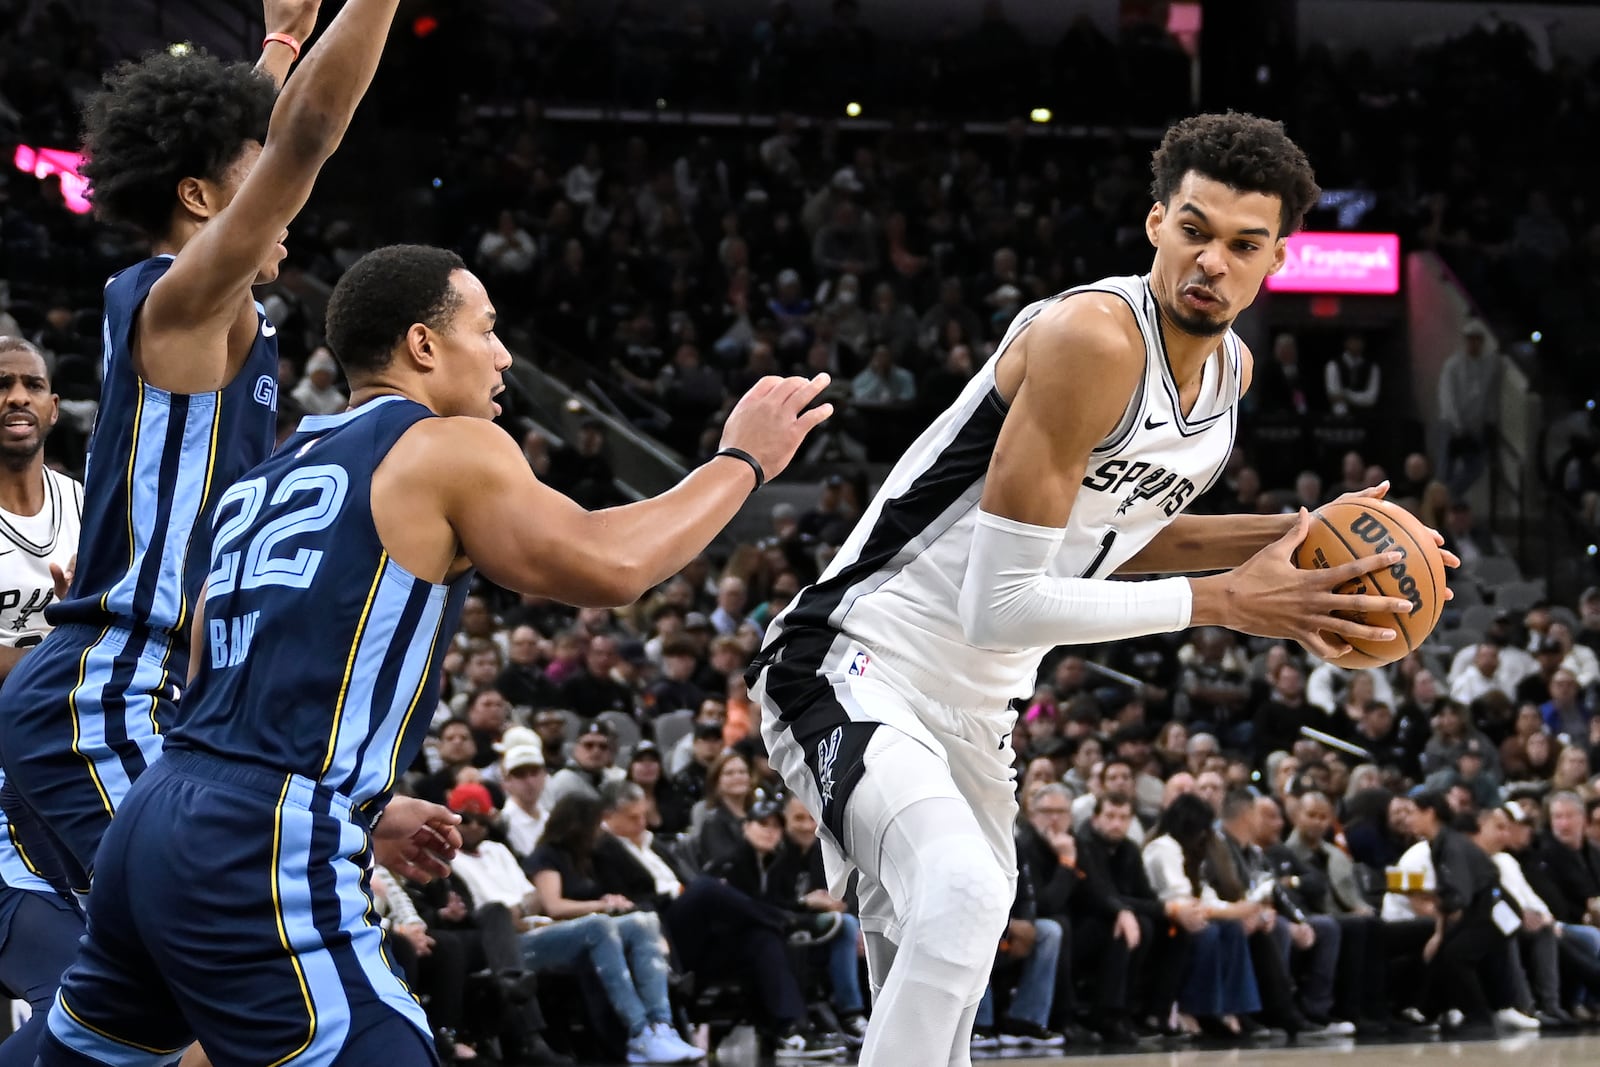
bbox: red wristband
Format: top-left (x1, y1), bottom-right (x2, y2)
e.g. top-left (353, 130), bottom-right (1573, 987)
top-left (263, 32), bottom-right (302, 61)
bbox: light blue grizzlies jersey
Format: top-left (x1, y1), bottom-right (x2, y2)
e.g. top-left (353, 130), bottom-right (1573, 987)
top-left (167, 396), bottom-right (471, 809)
top-left (49, 255), bottom-right (279, 680)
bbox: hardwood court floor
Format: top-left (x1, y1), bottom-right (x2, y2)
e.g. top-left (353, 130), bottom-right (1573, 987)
top-left (585, 1029), bottom-right (1594, 1065)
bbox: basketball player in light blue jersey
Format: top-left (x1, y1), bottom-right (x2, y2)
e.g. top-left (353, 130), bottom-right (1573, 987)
top-left (0, 0), bottom-right (400, 905)
top-left (39, 245), bottom-right (831, 1066)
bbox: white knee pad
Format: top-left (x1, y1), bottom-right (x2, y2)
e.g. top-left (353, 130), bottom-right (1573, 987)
top-left (905, 834), bottom-right (1013, 979)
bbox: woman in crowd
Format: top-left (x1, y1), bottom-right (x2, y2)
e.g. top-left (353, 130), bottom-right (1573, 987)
top-left (1142, 794), bottom-right (1261, 1035)
top-left (626, 740), bottom-right (691, 835)
top-left (691, 750), bottom-right (754, 867)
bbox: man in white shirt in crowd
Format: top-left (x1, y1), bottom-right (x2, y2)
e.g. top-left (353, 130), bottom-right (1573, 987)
top-left (499, 726), bottom-right (550, 859)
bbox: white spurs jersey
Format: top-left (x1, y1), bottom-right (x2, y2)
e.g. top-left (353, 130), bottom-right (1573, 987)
top-left (766, 275), bottom-right (1241, 709)
top-left (0, 467), bottom-right (83, 648)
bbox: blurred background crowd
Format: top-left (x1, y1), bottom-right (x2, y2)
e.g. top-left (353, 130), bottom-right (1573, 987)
top-left (9, 0), bottom-right (1600, 1062)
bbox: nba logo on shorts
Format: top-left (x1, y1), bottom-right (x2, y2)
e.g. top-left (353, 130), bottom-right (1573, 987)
top-left (847, 650), bottom-right (870, 677)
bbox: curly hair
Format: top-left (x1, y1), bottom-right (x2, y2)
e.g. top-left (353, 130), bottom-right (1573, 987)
top-left (1149, 112), bottom-right (1321, 236)
top-left (80, 50), bottom-right (277, 238)
top-left (324, 245), bottom-right (466, 378)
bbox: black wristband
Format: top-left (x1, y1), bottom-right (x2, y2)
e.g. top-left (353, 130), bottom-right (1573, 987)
top-left (714, 447), bottom-right (765, 491)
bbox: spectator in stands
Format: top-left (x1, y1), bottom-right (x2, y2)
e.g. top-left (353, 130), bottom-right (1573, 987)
top-left (596, 783), bottom-right (847, 1057)
top-left (1452, 646), bottom-right (1514, 706)
top-left (1142, 793), bottom-right (1261, 1036)
top-left (1325, 334), bottom-right (1380, 419)
top-left (499, 727), bottom-right (550, 858)
top-left (691, 750), bottom-right (754, 868)
top-left (1439, 319), bottom-right (1504, 497)
top-left (544, 720), bottom-right (622, 810)
top-left (1542, 668), bottom-right (1593, 739)
top-left (520, 794), bottom-right (706, 1063)
top-left (1550, 621), bottom-right (1600, 687)
top-left (1473, 805), bottom-right (1568, 1026)
top-left (971, 848), bottom-right (1068, 1051)
top-left (560, 635), bottom-right (635, 716)
top-left (1442, 501), bottom-right (1497, 566)
top-left (850, 344), bottom-right (916, 409)
top-left (623, 741), bottom-right (689, 835)
top-left (1577, 587), bottom-right (1600, 657)
top-left (709, 575), bottom-right (748, 636)
top-left (291, 346), bottom-right (347, 415)
top-left (1181, 628), bottom-right (1253, 750)
top-left (1519, 638), bottom-right (1570, 707)
top-left (420, 719), bottom-right (504, 809)
top-left (546, 419), bottom-right (621, 510)
top-left (477, 208), bottom-right (538, 284)
top-left (645, 637), bottom-right (708, 717)
top-left (1252, 333), bottom-right (1311, 417)
top-left (498, 625), bottom-right (559, 710)
top-left (465, 688), bottom-right (512, 769)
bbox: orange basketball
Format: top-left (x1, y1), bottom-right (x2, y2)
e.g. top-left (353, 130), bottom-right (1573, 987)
top-left (1291, 498), bottom-right (1449, 668)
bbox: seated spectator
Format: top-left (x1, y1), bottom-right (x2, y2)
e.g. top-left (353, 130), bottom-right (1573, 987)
top-left (595, 784), bottom-right (847, 1057)
top-left (560, 635), bottom-right (636, 717)
top-left (419, 719), bottom-right (505, 809)
top-left (1142, 794), bottom-right (1262, 1035)
top-left (645, 637), bottom-right (708, 715)
top-left (1070, 758), bottom-right (1146, 845)
top-left (1542, 668), bottom-right (1594, 739)
top-left (690, 750), bottom-right (754, 868)
top-left (499, 727), bottom-right (551, 859)
top-left (625, 740), bottom-right (690, 836)
top-left (451, 641), bottom-right (507, 716)
top-left (544, 720), bottom-right (624, 810)
top-left (1473, 805), bottom-right (1567, 1025)
top-left (497, 624), bottom-right (560, 711)
top-left (291, 346), bottom-right (347, 415)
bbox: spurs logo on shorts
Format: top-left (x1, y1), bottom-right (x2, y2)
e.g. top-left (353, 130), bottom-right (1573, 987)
top-left (816, 726), bottom-right (843, 802)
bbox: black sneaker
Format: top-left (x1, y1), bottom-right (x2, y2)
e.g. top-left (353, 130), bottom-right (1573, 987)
top-left (773, 1027), bottom-right (847, 1060)
top-left (1097, 1018), bottom-right (1142, 1046)
top-left (970, 1027), bottom-right (1000, 1049)
top-left (998, 1020), bottom-right (1066, 1047)
top-left (787, 912), bottom-right (845, 947)
top-left (837, 1013), bottom-right (868, 1047)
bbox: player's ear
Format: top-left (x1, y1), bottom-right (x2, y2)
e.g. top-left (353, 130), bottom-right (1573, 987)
top-left (1145, 202), bottom-right (1164, 248)
top-left (1267, 237), bottom-right (1288, 277)
top-left (406, 322), bottom-right (436, 370)
top-left (175, 176), bottom-right (212, 222)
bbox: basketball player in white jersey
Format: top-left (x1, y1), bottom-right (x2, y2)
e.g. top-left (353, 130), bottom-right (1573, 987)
top-left (751, 113), bottom-right (1457, 1066)
top-left (0, 336), bottom-right (82, 1067)
top-left (0, 338), bottom-right (80, 672)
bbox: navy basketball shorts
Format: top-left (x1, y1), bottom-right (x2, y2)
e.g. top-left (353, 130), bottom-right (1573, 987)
top-left (0, 622), bottom-right (177, 893)
top-left (37, 750), bottom-right (436, 1067)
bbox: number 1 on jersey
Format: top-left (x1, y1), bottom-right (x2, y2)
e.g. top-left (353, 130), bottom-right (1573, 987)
top-left (1081, 530), bottom-right (1117, 579)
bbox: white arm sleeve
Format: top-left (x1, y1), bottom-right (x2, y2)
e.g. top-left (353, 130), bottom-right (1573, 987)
top-left (958, 509), bottom-right (1193, 649)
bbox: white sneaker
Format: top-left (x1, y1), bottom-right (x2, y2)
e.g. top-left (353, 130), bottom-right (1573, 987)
top-left (627, 1024), bottom-right (704, 1063)
top-left (1494, 1008), bottom-right (1541, 1031)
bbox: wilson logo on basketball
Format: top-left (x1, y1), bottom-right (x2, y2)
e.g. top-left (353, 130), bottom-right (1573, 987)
top-left (1347, 513), bottom-right (1424, 614)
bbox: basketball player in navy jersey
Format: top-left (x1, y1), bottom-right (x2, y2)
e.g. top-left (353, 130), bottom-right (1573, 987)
top-left (0, 0), bottom-right (402, 904)
top-left (37, 245), bottom-right (831, 1067)
top-left (747, 113), bottom-right (1460, 1066)
top-left (0, 339), bottom-right (83, 1067)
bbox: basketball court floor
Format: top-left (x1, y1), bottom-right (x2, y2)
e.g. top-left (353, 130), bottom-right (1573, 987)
top-left (678, 1031), bottom-right (1594, 1066)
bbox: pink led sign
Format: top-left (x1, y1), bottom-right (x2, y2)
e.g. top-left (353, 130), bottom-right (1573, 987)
top-left (1266, 231), bottom-right (1400, 295)
top-left (12, 145), bottom-right (92, 215)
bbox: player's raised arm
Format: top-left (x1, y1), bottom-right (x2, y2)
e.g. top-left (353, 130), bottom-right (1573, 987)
top-left (958, 302), bottom-right (1415, 658)
top-left (421, 381), bottom-right (831, 607)
top-left (136, 0), bottom-right (402, 392)
top-left (255, 0), bottom-right (322, 88)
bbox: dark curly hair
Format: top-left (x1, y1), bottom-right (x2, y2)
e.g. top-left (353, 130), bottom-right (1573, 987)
top-left (324, 246), bottom-right (466, 378)
top-left (80, 51), bottom-right (277, 238)
top-left (1149, 112), bottom-right (1321, 236)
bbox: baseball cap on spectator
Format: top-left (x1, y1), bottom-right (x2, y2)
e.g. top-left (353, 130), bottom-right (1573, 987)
top-left (447, 782), bottom-right (495, 816)
top-left (617, 639), bottom-right (649, 666)
top-left (685, 612), bottom-right (712, 633)
top-left (694, 721), bottom-right (725, 742)
top-left (1458, 739), bottom-right (1487, 763)
top-left (578, 720), bottom-right (613, 743)
top-left (631, 740), bottom-right (662, 765)
top-left (497, 726), bottom-right (545, 770)
top-left (747, 792), bottom-right (785, 822)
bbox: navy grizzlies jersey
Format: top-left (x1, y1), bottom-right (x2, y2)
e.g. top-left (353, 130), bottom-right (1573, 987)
top-left (168, 396), bottom-right (471, 808)
top-left (50, 255), bottom-right (280, 669)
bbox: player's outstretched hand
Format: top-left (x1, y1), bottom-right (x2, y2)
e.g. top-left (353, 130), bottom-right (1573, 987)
top-left (1200, 509), bottom-right (1417, 662)
top-left (719, 374), bottom-right (834, 484)
top-left (374, 796), bottom-right (462, 883)
top-left (264, 0), bottom-right (322, 43)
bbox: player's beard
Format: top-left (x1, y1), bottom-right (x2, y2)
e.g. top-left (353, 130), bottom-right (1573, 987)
top-left (0, 434), bottom-right (44, 468)
top-left (1158, 292), bottom-right (1233, 339)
